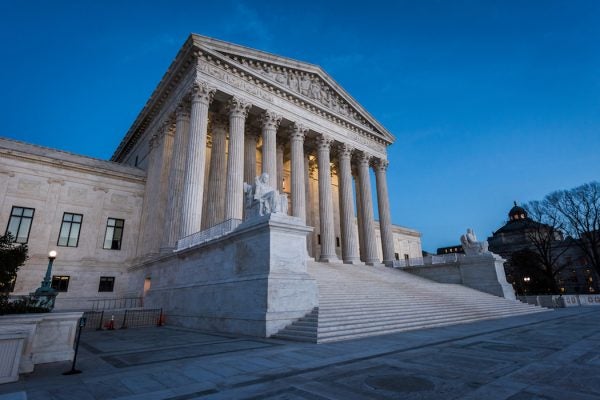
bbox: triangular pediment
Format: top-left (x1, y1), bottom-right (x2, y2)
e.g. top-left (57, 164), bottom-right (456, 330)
top-left (192, 34), bottom-right (395, 144)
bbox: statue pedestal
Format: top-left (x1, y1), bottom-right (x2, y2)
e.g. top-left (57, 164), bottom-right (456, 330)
top-left (136, 212), bottom-right (317, 337)
top-left (404, 253), bottom-right (516, 299)
top-left (458, 253), bottom-right (516, 300)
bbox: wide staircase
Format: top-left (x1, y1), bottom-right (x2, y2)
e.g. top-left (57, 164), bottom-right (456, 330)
top-left (274, 261), bottom-right (550, 343)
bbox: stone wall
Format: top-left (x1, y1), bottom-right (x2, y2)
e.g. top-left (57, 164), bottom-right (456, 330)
top-left (128, 213), bottom-right (317, 337)
top-left (404, 253), bottom-right (516, 299)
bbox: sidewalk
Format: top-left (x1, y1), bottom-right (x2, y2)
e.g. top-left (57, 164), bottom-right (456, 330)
top-left (2, 307), bottom-right (600, 399)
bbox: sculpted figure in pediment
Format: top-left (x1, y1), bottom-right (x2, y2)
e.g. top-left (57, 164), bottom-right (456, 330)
top-left (299, 75), bottom-right (311, 96)
top-left (288, 72), bottom-right (299, 92)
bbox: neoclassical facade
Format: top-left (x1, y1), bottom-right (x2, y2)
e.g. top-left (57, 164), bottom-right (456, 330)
top-left (1, 34), bottom-right (421, 315)
top-left (114, 34), bottom-right (413, 266)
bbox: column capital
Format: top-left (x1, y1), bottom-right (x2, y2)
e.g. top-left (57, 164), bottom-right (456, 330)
top-left (227, 96), bottom-right (252, 119)
top-left (356, 151), bottom-right (372, 166)
top-left (175, 102), bottom-right (191, 120)
top-left (191, 81), bottom-right (216, 105)
top-left (245, 125), bottom-right (261, 140)
top-left (373, 158), bottom-right (389, 172)
top-left (289, 123), bottom-right (308, 142)
top-left (337, 143), bottom-right (354, 159)
top-left (316, 134), bottom-right (334, 151)
top-left (211, 114), bottom-right (229, 136)
top-left (260, 110), bottom-right (282, 129)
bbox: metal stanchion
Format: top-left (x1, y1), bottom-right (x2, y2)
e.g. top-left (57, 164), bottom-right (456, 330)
top-left (63, 316), bottom-right (86, 375)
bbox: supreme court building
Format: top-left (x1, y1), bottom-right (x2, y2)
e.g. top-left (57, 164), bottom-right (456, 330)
top-left (1, 35), bottom-right (422, 333)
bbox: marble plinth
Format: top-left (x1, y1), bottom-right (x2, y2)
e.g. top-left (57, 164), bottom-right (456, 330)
top-left (0, 312), bottom-right (83, 373)
top-left (0, 329), bottom-right (26, 384)
top-left (404, 253), bottom-right (516, 299)
top-left (130, 213), bottom-right (317, 337)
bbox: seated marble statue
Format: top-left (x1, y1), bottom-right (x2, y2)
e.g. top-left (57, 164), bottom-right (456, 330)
top-left (460, 228), bottom-right (489, 256)
top-left (244, 173), bottom-right (288, 218)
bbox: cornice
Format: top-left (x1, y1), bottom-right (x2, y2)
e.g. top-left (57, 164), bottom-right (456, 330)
top-left (0, 138), bottom-right (146, 184)
top-left (110, 36), bottom-right (197, 162)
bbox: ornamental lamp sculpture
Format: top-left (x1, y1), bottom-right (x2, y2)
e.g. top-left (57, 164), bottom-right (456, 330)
top-left (31, 250), bottom-right (58, 311)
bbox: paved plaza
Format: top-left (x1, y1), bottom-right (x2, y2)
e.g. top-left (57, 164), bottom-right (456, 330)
top-left (2, 307), bottom-right (600, 400)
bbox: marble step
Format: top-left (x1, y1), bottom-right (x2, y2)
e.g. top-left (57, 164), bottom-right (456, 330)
top-left (316, 309), bottom-right (544, 333)
top-left (277, 309), bottom-right (545, 343)
top-left (316, 299), bottom-right (534, 311)
top-left (296, 306), bottom-right (539, 326)
top-left (273, 262), bottom-right (550, 343)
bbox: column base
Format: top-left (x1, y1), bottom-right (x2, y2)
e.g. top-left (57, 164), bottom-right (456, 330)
top-left (319, 255), bottom-right (341, 263)
top-left (383, 260), bottom-right (395, 267)
top-left (159, 246), bottom-right (176, 254)
top-left (343, 259), bottom-right (362, 265)
top-left (364, 258), bottom-right (381, 266)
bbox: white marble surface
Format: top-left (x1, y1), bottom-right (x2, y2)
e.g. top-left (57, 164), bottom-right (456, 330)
top-left (404, 253), bottom-right (516, 299)
top-left (0, 329), bottom-right (26, 384)
top-left (129, 213), bottom-right (316, 337)
top-left (0, 312), bottom-right (82, 375)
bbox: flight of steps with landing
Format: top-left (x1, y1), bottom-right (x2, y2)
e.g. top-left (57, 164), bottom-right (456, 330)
top-left (274, 261), bottom-right (550, 343)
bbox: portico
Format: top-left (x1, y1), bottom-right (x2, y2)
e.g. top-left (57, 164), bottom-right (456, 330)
top-left (115, 34), bottom-right (397, 266)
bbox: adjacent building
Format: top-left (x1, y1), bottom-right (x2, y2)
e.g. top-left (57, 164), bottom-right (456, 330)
top-left (488, 202), bottom-right (599, 295)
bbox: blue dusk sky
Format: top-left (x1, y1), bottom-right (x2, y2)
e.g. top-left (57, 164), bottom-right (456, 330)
top-left (1, 1), bottom-right (598, 252)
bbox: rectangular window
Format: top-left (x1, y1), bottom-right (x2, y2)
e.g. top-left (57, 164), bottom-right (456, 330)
top-left (395, 253), bottom-right (400, 260)
top-left (57, 213), bottom-right (83, 247)
top-left (317, 234), bottom-right (321, 245)
top-left (98, 276), bottom-right (115, 292)
top-left (336, 237), bottom-right (340, 247)
top-left (103, 218), bottom-right (124, 250)
top-left (5, 206), bottom-right (35, 243)
top-left (51, 276), bottom-right (70, 292)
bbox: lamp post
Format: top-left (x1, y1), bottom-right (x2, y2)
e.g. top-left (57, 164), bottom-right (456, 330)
top-left (523, 276), bottom-right (531, 295)
top-left (31, 250), bottom-right (59, 311)
top-left (35, 250), bottom-right (58, 296)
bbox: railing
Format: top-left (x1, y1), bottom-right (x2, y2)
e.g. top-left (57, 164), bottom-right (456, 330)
top-left (88, 297), bottom-right (142, 311)
top-left (176, 218), bottom-right (242, 251)
top-left (82, 308), bottom-right (163, 331)
top-left (392, 253), bottom-right (461, 268)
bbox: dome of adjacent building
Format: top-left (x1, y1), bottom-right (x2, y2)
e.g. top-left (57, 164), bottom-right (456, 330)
top-left (509, 201), bottom-right (528, 221)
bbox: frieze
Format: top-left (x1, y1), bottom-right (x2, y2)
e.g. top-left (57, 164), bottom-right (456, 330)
top-left (221, 52), bottom-right (373, 130)
top-left (197, 60), bottom-right (273, 102)
top-left (197, 54), bottom-right (387, 155)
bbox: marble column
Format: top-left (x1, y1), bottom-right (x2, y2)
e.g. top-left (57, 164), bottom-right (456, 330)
top-left (162, 104), bottom-right (190, 250)
top-left (305, 152), bottom-right (314, 257)
top-left (140, 121), bottom-right (174, 255)
top-left (203, 114), bottom-right (228, 228)
top-left (277, 142), bottom-right (285, 192)
top-left (337, 144), bottom-right (361, 263)
top-left (244, 127), bottom-right (259, 185)
top-left (316, 135), bottom-right (338, 262)
top-left (289, 123), bottom-right (307, 222)
top-left (224, 96), bottom-right (251, 221)
top-left (180, 82), bottom-right (215, 238)
top-left (374, 159), bottom-right (395, 265)
top-left (260, 110), bottom-right (281, 185)
top-left (357, 152), bottom-right (379, 265)
top-left (354, 170), bottom-right (366, 262)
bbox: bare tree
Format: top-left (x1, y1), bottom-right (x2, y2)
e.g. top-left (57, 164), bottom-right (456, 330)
top-left (545, 182), bottom-right (600, 278)
top-left (523, 200), bottom-right (571, 293)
